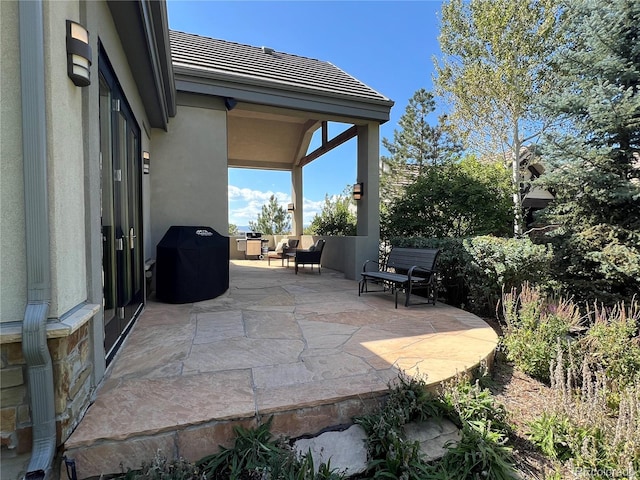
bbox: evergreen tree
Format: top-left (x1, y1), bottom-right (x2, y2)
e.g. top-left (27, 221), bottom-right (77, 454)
top-left (537, 0), bottom-right (640, 304)
top-left (249, 195), bottom-right (291, 235)
top-left (380, 89), bottom-right (460, 203)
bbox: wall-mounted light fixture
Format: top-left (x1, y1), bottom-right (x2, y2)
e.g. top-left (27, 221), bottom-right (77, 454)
top-left (287, 203), bottom-right (295, 213)
top-left (143, 151), bottom-right (150, 174)
top-left (352, 182), bottom-right (363, 201)
top-left (66, 20), bottom-right (92, 87)
top-left (224, 97), bottom-right (237, 111)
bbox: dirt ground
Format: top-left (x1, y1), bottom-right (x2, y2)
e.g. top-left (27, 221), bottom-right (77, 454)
top-left (483, 317), bottom-right (576, 480)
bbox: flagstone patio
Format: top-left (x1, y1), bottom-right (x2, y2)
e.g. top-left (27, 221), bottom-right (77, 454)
top-left (63, 260), bottom-right (498, 479)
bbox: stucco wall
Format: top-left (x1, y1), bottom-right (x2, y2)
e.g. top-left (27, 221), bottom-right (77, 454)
top-left (150, 95), bottom-right (228, 251)
top-left (43, 1), bottom-right (88, 318)
top-left (0, 0), bottom-right (27, 324)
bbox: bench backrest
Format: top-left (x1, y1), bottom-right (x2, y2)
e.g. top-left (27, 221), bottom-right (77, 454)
top-left (386, 247), bottom-right (440, 274)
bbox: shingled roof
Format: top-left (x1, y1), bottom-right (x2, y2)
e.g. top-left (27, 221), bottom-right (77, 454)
top-left (169, 30), bottom-right (393, 121)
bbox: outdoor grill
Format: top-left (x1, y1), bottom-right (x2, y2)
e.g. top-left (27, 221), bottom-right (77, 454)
top-left (236, 232), bottom-right (268, 259)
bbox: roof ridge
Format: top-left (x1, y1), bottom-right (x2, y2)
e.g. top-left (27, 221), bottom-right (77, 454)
top-left (169, 29), bottom-right (330, 65)
top-left (169, 29), bottom-right (394, 110)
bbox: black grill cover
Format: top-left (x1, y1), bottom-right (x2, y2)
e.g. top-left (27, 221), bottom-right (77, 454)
top-left (156, 226), bottom-right (229, 304)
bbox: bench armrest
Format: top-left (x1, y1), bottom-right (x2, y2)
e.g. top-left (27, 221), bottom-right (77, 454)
top-left (362, 259), bottom-right (379, 272)
top-left (407, 265), bottom-right (436, 281)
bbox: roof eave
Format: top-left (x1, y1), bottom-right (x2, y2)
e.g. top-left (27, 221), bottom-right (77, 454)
top-left (173, 65), bottom-right (393, 123)
top-left (107, 0), bottom-right (177, 130)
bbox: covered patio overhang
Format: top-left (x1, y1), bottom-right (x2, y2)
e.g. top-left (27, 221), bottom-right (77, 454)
top-left (152, 31), bottom-right (394, 279)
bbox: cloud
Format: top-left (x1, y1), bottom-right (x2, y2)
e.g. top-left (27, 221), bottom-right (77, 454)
top-left (228, 184), bottom-right (327, 227)
top-left (228, 185), bottom-right (289, 203)
top-left (302, 198), bottom-right (325, 225)
top-left (228, 185), bottom-right (290, 225)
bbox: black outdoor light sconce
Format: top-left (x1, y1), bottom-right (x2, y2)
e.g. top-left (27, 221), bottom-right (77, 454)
top-left (224, 97), bottom-right (238, 110)
top-left (143, 151), bottom-right (150, 174)
top-left (66, 20), bottom-right (92, 87)
top-left (353, 182), bottom-right (364, 201)
top-left (287, 203), bottom-right (295, 213)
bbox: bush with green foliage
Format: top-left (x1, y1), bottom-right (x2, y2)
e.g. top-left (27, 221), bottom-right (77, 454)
top-left (306, 189), bottom-right (356, 236)
top-left (355, 370), bottom-right (518, 480)
top-left (503, 285), bottom-right (640, 476)
top-left (527, 336), bottom-right (640, 477)
top-left (118, 452), bottom-right (204, 480)
top-left (197, 417), bottom-right (343, 480)
top-left (501, 283), bottom-right (584, 383)
top-left (578, 301), bottom-right (640, 391)
top-left (383, 156), bottom-right (513, 240)
top-left (392, 236), bottom-right (554, 315)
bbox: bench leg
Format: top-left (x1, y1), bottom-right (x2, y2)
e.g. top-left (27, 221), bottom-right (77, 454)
top-left (359, 277), bottom-right (367, 296)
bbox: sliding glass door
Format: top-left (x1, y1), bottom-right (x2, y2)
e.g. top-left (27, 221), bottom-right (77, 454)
top-left (99, 49), bottom-right (143, 362)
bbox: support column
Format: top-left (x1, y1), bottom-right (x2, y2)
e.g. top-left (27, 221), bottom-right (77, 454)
top-left (350, 122), bottom-right (380, 280)
top-left (356, 122), bottom-right (380, 239)
top-left (291, 165), bottom-right (303, 236)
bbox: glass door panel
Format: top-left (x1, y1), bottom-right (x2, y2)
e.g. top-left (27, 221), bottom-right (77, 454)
top-left (99, 75), bottom-right (118, 352)
top-left (99, 49), bottom-right (144, 362)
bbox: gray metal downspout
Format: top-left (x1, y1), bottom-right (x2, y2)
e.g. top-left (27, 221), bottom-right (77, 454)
top-left (19, 1), bottom-right (57, 479)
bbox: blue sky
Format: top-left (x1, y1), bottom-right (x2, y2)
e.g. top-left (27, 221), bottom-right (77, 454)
top-left (167, 0), bottom-right (444, 227)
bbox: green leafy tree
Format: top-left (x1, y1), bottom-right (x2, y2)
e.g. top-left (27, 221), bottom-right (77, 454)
top-left (435, 0), bottom-right (561, 236)
top-left (384, 156), bottom-right (513, 239)
top-left (380, 89), bottom-right (460, 202)
top-left (228, 223), bottom-right (239, 236)
top-left (536, 0), bottom-right (640, 304)
top-left (248, 195), bottom-right (291, 235)
top-left (307, 187), bottom-right (356, 236)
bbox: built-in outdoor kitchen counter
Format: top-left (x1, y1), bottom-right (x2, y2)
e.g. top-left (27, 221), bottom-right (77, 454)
top-left (235, 232), bottom-right (268, 259)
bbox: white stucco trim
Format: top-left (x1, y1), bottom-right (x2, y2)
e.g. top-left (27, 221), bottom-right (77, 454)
top-left (0, 303), bottom-right (100, 343)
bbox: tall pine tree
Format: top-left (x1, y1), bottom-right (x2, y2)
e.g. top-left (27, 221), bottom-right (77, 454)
top-left (380, 89), bottom-right (459, 202)
top-left (249, 195), bottom-right (291, 235)
top-left (538, 0), bottom-right (640, 304)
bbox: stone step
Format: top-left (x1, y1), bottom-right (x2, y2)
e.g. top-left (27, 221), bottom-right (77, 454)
top-left (62, 394), bottom-right (386, 479)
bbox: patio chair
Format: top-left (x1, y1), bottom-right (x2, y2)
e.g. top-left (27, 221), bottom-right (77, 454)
top-left (267, 238), bottom-right (299, 266)
top-left (294, 238), bottom-right (325, 274)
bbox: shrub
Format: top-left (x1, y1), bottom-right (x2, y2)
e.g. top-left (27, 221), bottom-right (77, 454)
top-left (545, 344), bottom-right (640, 476)
top-left (501, 284), bottom-right (584, 383)
top-left (115, 451), bottom-right (204, 479)
top-left (391, 236), bottom-right (554, 315)
top-left (355, 373), bottom-right (448, 479)
top-left (516, 295), bottom-right (640, 475)
top-left (432, 373), bottom-right (517, 479)
top-left (527, 412), bottom-right (574, 461)
top-left (356, 371), bottom-right (518, 480)
top-left (541, 224), bottom-right (640, 307)
top-left (197, 417), bottom-right (344, 480)
top-left (431, 421), bottom-right (517, 480)
top-left (578, 299), bottom-right (640, 391)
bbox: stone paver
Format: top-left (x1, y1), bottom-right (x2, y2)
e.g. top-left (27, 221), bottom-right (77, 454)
top-left (63, 260), bottom-right (498, 479)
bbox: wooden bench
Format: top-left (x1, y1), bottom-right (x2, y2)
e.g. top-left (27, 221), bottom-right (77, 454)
top-left (358, 247), bottom-right (440, 308)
